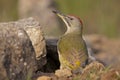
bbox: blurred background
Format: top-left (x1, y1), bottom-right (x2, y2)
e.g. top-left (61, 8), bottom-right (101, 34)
top-left (0, 0), bottom-right (120, 38)
top-left (0, 0), bottom-right (120, 70)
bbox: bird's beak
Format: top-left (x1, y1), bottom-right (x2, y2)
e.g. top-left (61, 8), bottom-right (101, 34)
top-left (52, 10), bottom-right (71, 27)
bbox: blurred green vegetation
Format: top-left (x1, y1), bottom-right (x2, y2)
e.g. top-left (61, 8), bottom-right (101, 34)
top-left (0, 0), bottom-right (18, 22)
top-left (56, 0), bottom-right (120, 38)
top-left (0, 0), bottom-right (120, 38)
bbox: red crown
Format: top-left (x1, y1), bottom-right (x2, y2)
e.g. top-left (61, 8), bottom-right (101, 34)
top-left (69, 14), bottom-right (83, 26)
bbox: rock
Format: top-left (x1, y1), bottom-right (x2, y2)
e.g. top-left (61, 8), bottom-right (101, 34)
top-left (0, 26), bottom-right (37, 80)
top-left (16, 18), bottom-right (47, 68)
top-left (37, 76), bottom-right (52, 80)
top-left (18, 0), bottom-right (66, 38)
top-left (0, 18), bottom-right (47, 68)
top-left (83, 61), bottom-right (105, 73)
top-left (0, 18), bottom-right (47, 79)
top-left (80, 61), bottom-right (105, 80)
top-left (55, 69), bottom-right (72, 77)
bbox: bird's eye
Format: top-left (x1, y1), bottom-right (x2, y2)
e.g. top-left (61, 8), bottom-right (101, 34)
top-left (70, 18), bottom-right (73, 20)
top-left (67, 16), bottom-right (73, 20)
top-left (69, 17), bottom-right (73, 20)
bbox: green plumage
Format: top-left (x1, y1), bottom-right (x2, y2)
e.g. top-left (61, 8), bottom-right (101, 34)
top-left (58, 32), bottom-right (88, 70)
top-left (53, 10), bottom-right (88, 72)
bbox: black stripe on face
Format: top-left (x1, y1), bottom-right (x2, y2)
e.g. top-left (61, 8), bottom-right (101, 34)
top-left (65, 17), bottom-right (72, 27)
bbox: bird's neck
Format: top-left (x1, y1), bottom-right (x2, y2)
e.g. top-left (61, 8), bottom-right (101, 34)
top-left (65, 28), bottom-right (82, 36)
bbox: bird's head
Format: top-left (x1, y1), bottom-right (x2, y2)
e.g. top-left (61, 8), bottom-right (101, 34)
top-left (53, 10), bottom-right (83, 34)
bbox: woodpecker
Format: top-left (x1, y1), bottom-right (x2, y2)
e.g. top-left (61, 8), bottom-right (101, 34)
top-left (53, 11), bottom-right (89, 73)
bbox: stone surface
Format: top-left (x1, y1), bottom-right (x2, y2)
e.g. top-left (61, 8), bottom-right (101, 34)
top-left (37, 76), bottom-right (52, 80)
top-left (55, 69), bottom-right (72, 77)
top-left (0, 26), bottom-right (37, 80)
top-left (17, 18), bottom-right (47, 68)
top-left (18, 0), bottom-right (66, 38)
top-left (0, 18), bottom-right (47, 68)
top-left (79, 61), bottom-right (105, 80)
top-left (0, 18), bottom-right (47, 79)
top-left (83, 61), bottom-right (105, 73)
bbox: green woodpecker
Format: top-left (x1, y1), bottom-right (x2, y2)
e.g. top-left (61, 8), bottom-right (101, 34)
top-left (53, 11), bottom-right (88, 73)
